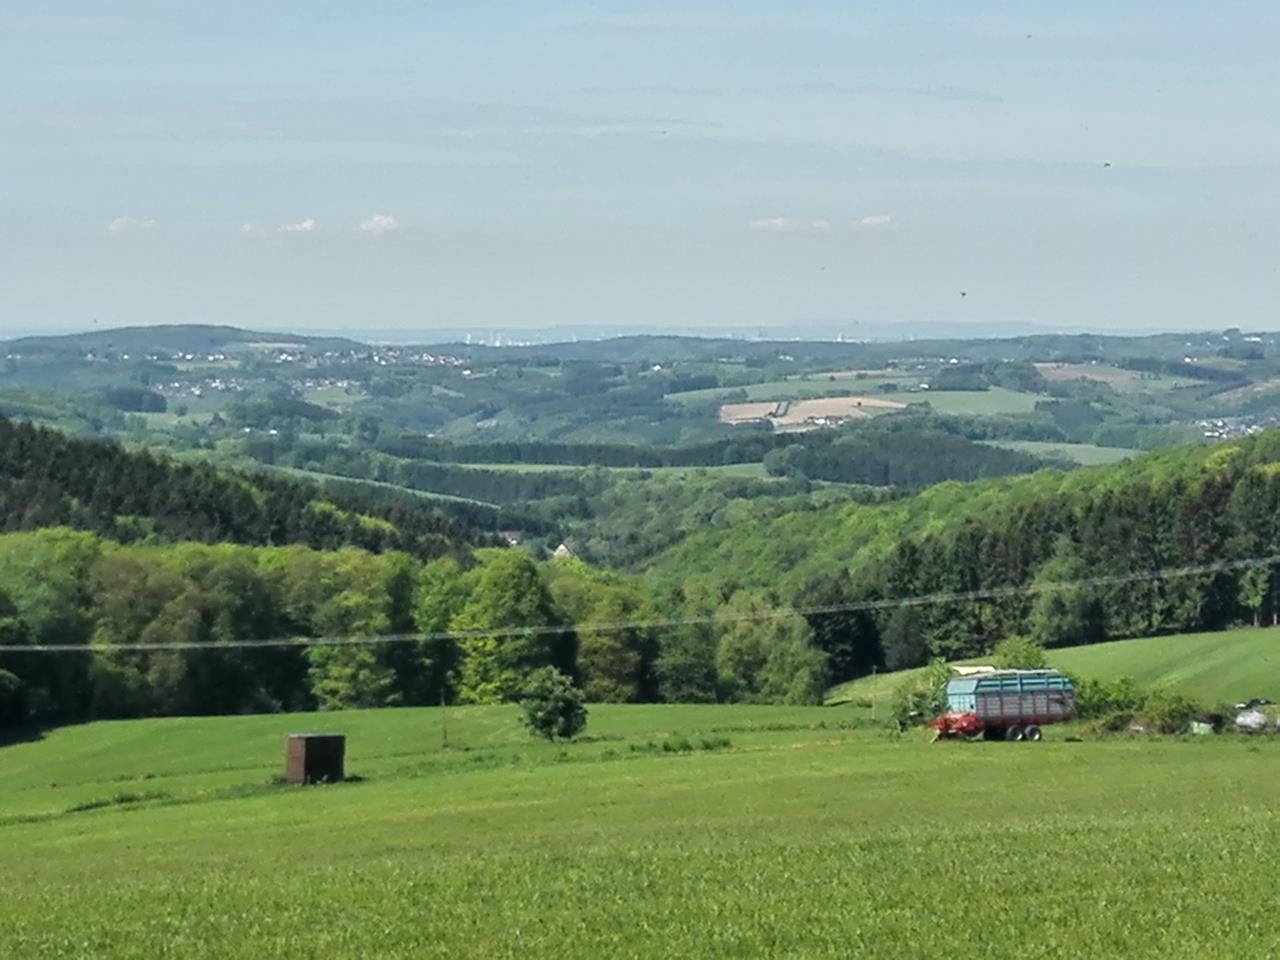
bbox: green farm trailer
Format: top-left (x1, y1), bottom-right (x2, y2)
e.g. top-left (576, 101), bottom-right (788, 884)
top-left (930, 669), bottom-right (1077, 741)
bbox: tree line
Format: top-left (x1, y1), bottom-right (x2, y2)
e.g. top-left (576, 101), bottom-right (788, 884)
top-left (0, 532), bottom-right (832, 727)
top-left (762, 426), bottom-right (1051, 487)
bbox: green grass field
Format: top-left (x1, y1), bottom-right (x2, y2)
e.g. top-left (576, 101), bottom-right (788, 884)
top-left (3, 702), bottom-right (1279, 959)
top-left (983, 440), bottom-right (1142, 465)
top-left (827, 626), bottom-right (1280, 707)
top-left (302, 385), bottom-right (368, 411)
top-left (878, 387), bottom-right (1041, 415)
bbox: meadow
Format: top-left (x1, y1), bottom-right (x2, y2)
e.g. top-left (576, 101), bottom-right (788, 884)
top-left (826, 626), bottom-right (1280, 707)
top-left (982, 439), bottom-right (1142, 465)
top-left (878, 387), bottom-right (1041, 415)
top-left (3, 701), bottom-right (1280, 959)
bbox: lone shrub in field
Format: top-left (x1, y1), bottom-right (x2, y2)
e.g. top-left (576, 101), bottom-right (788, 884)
top-left (991, 635), bottom-right (1047, 670)
top-left (520, 668), bottom-right (588, 741)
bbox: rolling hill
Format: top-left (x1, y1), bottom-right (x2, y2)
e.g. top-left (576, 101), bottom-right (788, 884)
top-left (1, 324), bottom-right (363, 356)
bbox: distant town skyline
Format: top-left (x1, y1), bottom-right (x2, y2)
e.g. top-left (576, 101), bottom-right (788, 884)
top-left (3, 2), bottom-right (1279, 333)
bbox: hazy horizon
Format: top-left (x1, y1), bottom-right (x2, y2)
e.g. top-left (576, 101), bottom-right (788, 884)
top-left (4, 2), bottom-right (1279, 333)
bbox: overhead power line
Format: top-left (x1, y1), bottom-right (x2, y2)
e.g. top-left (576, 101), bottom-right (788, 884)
top-left (0, 553), bottom-right (1275, 654)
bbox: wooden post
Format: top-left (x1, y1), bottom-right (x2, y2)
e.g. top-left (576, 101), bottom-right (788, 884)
top-left (440, 686), bottom-right (448, 749)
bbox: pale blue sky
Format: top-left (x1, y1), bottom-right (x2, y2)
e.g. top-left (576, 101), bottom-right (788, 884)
top-left (2, 2), bottom-right (1279, 334)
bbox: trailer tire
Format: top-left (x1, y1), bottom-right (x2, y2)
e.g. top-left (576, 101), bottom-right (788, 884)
top-left (1024, 725), bottom-right (1043, 742)
top-left (1004, 725), bottom-right (1025, 742)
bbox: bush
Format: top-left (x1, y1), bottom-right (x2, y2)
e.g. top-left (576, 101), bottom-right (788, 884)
top-left (1142, 691), bottom-right (1201, 735)
top-left (1069, 675), bottom-right (1148, 720)
top-left (991, 635), bottom-right (1047, 670)
top-left (519, 668), bottom-right (588, 741)
top-left (890, 658), bottom-right (950, 730)
top-left (1076, 677), bottom-right (1203, 735)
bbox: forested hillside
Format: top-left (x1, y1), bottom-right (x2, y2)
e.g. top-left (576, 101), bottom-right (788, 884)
top-left (0, 414), bottom-right (476, 558)
top-left (652, 431), bottom-right (1280, 674)
top-left (7, 412), bottom-right (1280, 731)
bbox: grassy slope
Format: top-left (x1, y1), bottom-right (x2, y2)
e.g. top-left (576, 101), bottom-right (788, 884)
top-left (879, 387), bottom-right (1041, 415)
top-left (826, 626), bottom-right (1280, 706)
top-left (3, 705), bottom-right (1279, 958)
top-left (983, 439), bottom-right (1142, 465)
top-left (0, 704), bottom-right (860, 820)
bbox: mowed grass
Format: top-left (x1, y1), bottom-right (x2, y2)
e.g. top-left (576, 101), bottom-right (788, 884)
top-left (878, 387), bottom-right (1041, 415)
top-left (827, 626), bottom-right (1280, 707)
top-left (983, 440), bottom-right (1142, 465)
top-left (3, 705), bottom-right (1280, 959)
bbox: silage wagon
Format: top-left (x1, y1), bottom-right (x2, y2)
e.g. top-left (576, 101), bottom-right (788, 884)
top-left (929, 668), bottom-right (1076, 741)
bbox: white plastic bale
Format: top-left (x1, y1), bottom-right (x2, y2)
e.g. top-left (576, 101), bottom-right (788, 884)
top-left (1235, 710), bottom-right (1268, 733)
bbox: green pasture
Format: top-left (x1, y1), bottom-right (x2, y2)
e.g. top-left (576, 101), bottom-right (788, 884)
top-left (983, 440), bottom-right (1142, 465)
top-left (2, 701), bottom-right (1278, 958)
top-left (827, 626), bottom-right (1280, 707)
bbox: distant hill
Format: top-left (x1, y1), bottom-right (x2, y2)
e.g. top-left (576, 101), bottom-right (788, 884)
top-left (2, 324), bottom-right (363, 356)
top-left (7, 322), bottom-right (1275, 368)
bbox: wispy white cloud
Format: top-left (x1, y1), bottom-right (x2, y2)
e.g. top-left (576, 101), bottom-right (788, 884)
top-left (857, 214), bottom-right (892, 227)
top-left (278, 218), bottom-right (317, 234)
top-left (105, 215), bottom-right (156, 234)
top-left (357, 213), bottom-right (400, 235)
top-left (749, 217), bottom-right (831, 234)
top-left (240, 223), bottom-right (264, 237)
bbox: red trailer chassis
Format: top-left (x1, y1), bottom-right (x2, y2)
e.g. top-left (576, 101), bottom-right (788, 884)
top-left (928, 710), bottom-right (1048, 742)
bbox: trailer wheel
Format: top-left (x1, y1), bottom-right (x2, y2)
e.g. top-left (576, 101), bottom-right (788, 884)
top-left (1024, 725), bottom-right (1043, 742)
top-left (1004, 725), bottom-right (1025, 742)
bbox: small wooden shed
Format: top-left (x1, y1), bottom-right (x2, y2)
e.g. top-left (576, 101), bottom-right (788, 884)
top-left (283, 733), bottom-right (346, 784)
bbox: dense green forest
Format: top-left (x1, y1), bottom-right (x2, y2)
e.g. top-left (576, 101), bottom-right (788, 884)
top-left (761, 421), bottom-right (1049, 485)
top-left (651, 433), bottom-right (1280, 672)
top-left (0, 534), bottom-right (828, 725)
top-left (0, 414), bottom-right (476, 558)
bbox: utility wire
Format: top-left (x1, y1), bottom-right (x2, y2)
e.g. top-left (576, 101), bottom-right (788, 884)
top-left (0, 553), bottom-right (1274, 654)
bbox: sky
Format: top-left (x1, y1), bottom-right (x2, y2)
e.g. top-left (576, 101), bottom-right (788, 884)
top-left (2, 1), bottom-right (1279, 336)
